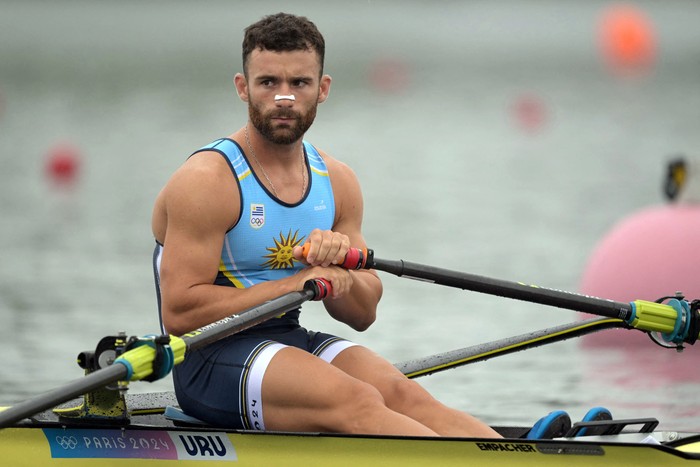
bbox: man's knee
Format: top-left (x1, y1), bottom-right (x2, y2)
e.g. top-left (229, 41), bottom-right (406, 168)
top-left (381, 376), bottom-right (436, 412)
top-left (333, 380), bottom-right (389, 433)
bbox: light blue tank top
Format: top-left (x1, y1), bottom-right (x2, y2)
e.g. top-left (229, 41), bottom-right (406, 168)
top-left (192, 138), bottom-right (335, 290)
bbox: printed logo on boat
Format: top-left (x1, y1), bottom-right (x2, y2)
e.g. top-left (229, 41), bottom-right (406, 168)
top-left (250, 203), bottom-right (265, 229)
top-left (476, 442), bottom-right (537, 453)
top-left (43, 428), bottom-right (237, 461)
top-left (172, 431), bottom-right (238, 461)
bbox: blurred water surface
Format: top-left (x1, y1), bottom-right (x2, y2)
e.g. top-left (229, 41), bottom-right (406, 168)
top-left (1, 0), bottom-right (700, 430)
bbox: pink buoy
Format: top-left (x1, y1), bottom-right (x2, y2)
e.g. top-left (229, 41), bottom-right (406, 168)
top-left (580, 204), bottom-right (700, 304)
top-left (367, 57), bottom-right (410, 94)
top-left (578, 204), bottom-right (700, 391)
top-left (511, 94), bottom-right (547, 134)
top-left (579, 158), bottom-right (700, 353)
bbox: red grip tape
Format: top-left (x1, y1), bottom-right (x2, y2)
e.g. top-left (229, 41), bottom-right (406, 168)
top-left (311, 278), bottom-right (332, 300)
top-left (301, 243), bottom-right (367, 270)
top-left (342, 248), bottom-right (361, 269)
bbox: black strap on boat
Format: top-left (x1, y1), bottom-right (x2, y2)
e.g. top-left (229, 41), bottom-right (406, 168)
top-left (147, 334), bottom-right (173, 382)
top-left (126, 334), bottom-right (175, 382)
top-left (687, 299), bottom-right (700, 345)
top-left (565, 417), bottom-right (659, 437)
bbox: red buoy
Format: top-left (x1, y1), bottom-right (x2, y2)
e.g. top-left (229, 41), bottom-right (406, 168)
top-left (45, 142), bottom-right (81, 188)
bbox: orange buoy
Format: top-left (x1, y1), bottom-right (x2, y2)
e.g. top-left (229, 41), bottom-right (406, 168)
top-left (598, 4), bottom-right (656, 77)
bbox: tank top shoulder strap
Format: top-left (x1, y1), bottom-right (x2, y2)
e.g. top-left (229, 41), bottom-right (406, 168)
top-left (302, 141), bottom-right (329, 176)
top-left (191, 138), bottom-right (251, 182)
top-left (191, 138), bottom-right (327, 186)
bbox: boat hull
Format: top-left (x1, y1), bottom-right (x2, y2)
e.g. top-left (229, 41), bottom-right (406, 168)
top-left (2, 392), bottom-right (699, 466)
top-left (3, 423), bottom-right (700, 466)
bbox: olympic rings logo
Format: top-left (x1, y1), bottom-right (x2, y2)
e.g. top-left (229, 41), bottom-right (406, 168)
top-left (55, 436), bottom-right (78, 449)
top-left (250, 217), bottom-right (264, 226)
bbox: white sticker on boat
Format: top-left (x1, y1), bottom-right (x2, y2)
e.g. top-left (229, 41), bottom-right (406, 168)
top-left (43, 428), bottom-right (237, 461)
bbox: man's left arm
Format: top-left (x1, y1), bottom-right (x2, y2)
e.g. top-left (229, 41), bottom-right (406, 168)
top-left (321, 156), bottom-right (383, 331)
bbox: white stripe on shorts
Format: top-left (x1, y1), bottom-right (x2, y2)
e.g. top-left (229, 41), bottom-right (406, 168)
top-left (316, 339), bottom-right (358, 364)
top-left (245, 342), bottom-right (286, 431)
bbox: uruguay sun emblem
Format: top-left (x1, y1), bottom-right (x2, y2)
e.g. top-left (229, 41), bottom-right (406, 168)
top-left (261, 230), bottom-right (306, 269)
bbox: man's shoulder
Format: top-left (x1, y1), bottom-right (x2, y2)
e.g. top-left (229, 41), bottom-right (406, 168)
top-left (304, 143), bottom-right (345, 170)
top-left (315, 150), bottom-right (359, 194)
top-left (160, 153), bottom-right (239, 224)
top-left (169, 150), bottom-right (236, 191)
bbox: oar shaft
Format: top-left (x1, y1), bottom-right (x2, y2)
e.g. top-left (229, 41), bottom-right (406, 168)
top-left (118, 285), bottom-right (324, 382)
top-left (0, 365), bottom-right (126, 428)
top-left (374, 257), bottom-right (634, 321)
top-left (0, 280), bottom-right (330, 429)
top-left (362, 252), bottom-right (696, 344)
top-left (302, 245), bottom-right (697, 344)
top-left (301, 244), bottom-right (634, 320)
top-left (113, 279), bottom-right (331, 384)
top-left (183, 286), bottom-right (319, 351)
top-left (396, 317), bottom-right (625, 378)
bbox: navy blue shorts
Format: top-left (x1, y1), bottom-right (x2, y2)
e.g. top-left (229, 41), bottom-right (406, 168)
top-left (173, 322), bottom-right (356, 429)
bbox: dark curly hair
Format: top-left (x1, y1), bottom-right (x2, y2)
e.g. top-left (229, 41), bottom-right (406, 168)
top-left (242, 13), bottom-right (325, 77)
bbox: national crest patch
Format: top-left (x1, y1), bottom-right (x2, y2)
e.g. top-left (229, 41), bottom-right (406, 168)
top-left (250, 203), bottom-right (265, 229)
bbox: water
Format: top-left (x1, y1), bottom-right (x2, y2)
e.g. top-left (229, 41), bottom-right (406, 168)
top-left (1, 0), bottom-right (700, 431)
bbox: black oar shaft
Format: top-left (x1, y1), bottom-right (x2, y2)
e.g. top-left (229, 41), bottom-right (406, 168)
top-left (371, 257), bottom-right (634, 321)
top-left (0, 365), bottom-right (127, 429)
top-left (183, 287), bottom-right (316, 350)
top-left (0, 282), bottom-right (326, 429)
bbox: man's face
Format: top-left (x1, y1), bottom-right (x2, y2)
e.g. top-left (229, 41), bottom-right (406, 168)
top-left (244, 48), bottom-right (327, 145)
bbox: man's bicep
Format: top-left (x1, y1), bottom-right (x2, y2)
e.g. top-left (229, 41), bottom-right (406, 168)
top-left (159, 157), bottom-right (237, 287)
top-left (331, 163), bottom-right (368, 248)
top-left (160, 221), bottom-right (225, 288)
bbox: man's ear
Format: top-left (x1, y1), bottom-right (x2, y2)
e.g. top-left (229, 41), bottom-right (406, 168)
top-left (234, 73), bottom-right (249, 102)
top-left (318, 74), bottom-right (332, 103)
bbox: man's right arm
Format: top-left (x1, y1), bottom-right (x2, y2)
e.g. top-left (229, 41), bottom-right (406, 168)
top-left (154, 153), bottom-right (300, 335)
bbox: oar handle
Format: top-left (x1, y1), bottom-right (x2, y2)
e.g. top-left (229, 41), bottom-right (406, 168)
top-left (306, 277), bottom-right (333, 299)
top-left (301, 243), bottom-right (373, 270)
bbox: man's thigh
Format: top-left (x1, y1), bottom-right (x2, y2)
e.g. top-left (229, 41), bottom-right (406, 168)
top-left (261, 345), bottom-right (379, 432)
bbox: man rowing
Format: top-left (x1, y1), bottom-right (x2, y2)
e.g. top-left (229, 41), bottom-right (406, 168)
top-left (151, 12), bottom-right (603, 439)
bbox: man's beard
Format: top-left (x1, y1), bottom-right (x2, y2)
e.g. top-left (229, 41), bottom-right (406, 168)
top-left (249, 100), bottom-right (317, 145)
